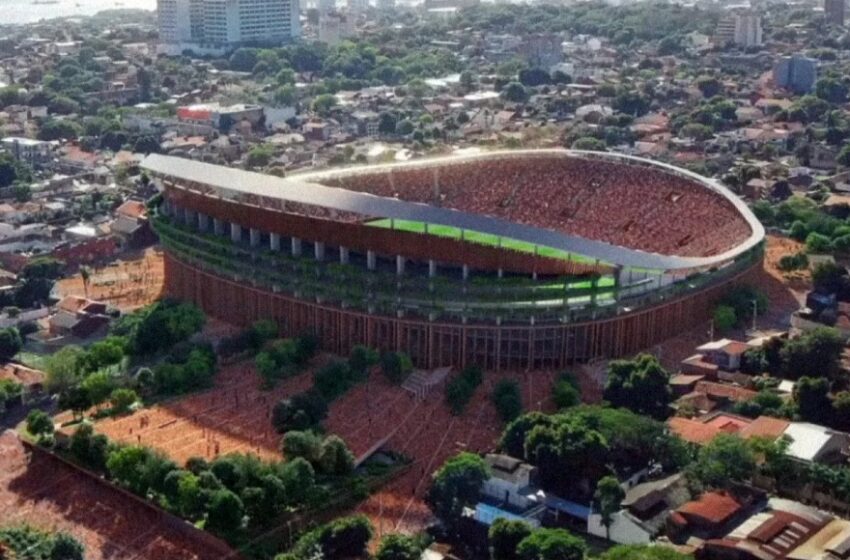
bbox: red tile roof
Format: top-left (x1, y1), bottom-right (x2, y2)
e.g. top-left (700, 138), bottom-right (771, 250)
top-left (677, 491), bottom-right (743, 525)
top-left (694, 381), bottom-right (758, 402)
top-left (739, 416), bottom-right (791, 441)
top-left (668, 417), bottom-right (727, 445)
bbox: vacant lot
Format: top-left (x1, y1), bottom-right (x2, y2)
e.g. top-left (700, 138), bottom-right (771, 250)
top-left (53, 248), bottom-right (164, 311)
top-left (0, 430), bottom-right (234, 560)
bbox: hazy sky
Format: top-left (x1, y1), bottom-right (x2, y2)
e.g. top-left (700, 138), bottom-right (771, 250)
top-left (0, 0), bottom-right (155, 25)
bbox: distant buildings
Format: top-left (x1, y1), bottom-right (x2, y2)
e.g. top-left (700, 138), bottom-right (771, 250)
top-left (825, 0), bottom-right (846, 26)
top-left (1, 137), bottom-right (52, 167)
top-left (773, 55), bottom-right (817, 94)
top-left (157, 0), bottom-right (301, 56)
top-left (517, 34), bottom-right (563, 70)
top-left (717, 13), bottom-right (763, 48)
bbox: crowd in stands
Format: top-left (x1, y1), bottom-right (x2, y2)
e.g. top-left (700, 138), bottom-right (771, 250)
top-left (318, 155), bottom-right (752, 258)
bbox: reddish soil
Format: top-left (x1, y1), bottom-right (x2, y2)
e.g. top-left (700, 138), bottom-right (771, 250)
top-left (53, 248), bottom-right (164, 312)
top-left (0, 430), bottom-right (234, 560)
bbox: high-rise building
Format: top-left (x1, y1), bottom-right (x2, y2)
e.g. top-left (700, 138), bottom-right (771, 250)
top-left (825, 0), bottom-right (846, 26)
top-left (716, 12), bottom-right (763, 48)
top-left (158, 0), bottom-right (301, 55)
top-left (773, 55), bottom-right (817, 94)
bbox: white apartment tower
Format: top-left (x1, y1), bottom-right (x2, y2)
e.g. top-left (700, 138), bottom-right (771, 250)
top-left (158, 0), bottom-right (301, 55)
top-left (716, 12), bottom-right (763, 48)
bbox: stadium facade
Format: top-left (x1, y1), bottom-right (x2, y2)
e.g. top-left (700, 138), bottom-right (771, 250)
top-left (142, 150), bottom-right (765, 370)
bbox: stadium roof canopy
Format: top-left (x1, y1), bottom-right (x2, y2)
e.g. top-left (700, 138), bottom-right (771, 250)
top-left (141, 150), bottom-right (764, 271)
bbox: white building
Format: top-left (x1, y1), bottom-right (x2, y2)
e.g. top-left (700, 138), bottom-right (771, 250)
top-left (1, 137), bottom-right (52, 166)
top-left (717, 13), bottom-right (763, 48)
top-left (318, 11), bottom-right (354, 45)
top-left (158, 0), bottom-right (301, 55)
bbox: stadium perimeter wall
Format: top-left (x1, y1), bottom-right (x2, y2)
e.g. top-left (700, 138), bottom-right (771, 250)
top-left (165, 253), bottom-right (762, 371)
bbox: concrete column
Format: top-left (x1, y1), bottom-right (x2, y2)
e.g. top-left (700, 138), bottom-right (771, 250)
top-left (213, 218), bottom-right (224, 236)
top-left (162, 199), bottom-right (171, 216)
top-left (182, 208), bottom-right (192, 225)
top-left (498, 268), bottom-right (503, 278)
top-left (340, 246), bottom-right (349, 264)
top-left (462, 264), bottom-right (469, 280)
top-left (230, 223), bottom-right (242, 243)
top-left (249, 228), bottom-right (260, 247)
top-left (396, 255), bottom-right (405, 276)
top-left (367, 250), bottom-right (376, 271)
top-left (428, 260), bottom-right (437, 278)
top-left (270, 233), bottom-right (281, 251)
top-left (291, 237), bottom-right (302, 257)
top-left (314, 241), bottom-right (325, 261)
top-left (197, 213), bottom-right (209, 232)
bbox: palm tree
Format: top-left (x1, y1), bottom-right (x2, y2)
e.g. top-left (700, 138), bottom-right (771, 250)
top-left (594, 475), bottom-right (625, 541)
top-left (80, 266), bottom-right (91, 298)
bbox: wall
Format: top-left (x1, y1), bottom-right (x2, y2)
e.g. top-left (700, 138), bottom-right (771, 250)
top-left (164, 253), bottom-right (762, 371)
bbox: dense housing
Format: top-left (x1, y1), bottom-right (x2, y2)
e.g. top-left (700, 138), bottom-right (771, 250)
top-left (142, 149), bottom-right (765, 370)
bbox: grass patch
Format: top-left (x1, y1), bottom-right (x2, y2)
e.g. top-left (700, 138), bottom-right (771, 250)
top-left (367, 218), bottom-right (598, 263)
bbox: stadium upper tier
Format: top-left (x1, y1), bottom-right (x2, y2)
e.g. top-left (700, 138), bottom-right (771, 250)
top-left (141, 150), bottom-right (763, 272)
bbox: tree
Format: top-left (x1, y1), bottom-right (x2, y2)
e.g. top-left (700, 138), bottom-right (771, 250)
top-left (82, 371), bottom-right (116, 407)
top-left (109, 388), bottom-right (137, 414)
top-left (312, 94), bottom-right (338, 116)
top-left (375, 534), bottom-right (423, 560)
top-left (794, 376), bottom-right (832, 424)
top-left (0, 327), bottom-right (22, 360)
top-left (282, 430), bottom-right (324, 463)
top-left (381, 351), bottom-right (412, 384)
top-left (594, 476), bottom-right (625, 540)
top-left (490, 518), bottom-right (533, 560)
top-left (273, 84), bottom-right (296, 106)
top-left (692, 434), bottom-right (756, 487)
top-left (501, 81), bottom-right (528, 103)
top-left (50, 533), bottom-right (85, 560)
top-left (519, 68), bottom-right (551, 87)
top-left (816, 77), bottom-right (848, 104)
top-left (492, 379), bottom-right (523, 422)
top-left (319, 434), bottom-right (355, 475)
top-left (806, 232), bottom-right (833, 253)
top-left (246, 144), bottom-right (275, 168)
top-left (781, 327), bottom-right (845, 380)
top-left (598, 544), bottom-right (693, 560)
top-left (613, 91), bottom-right (649, 117)
top-left (695, 76), bottom-right (722, 98)
top-left (713, 305), bottom-right (737, 332)
top-left (26, 409), bottom-right (54, 440)
top-left (427, 452), bottom-right (489, 527)
top-left (552, 374), bottom-right (580, 409)
top-left (229, 48), bottom-right (259, 72)
top-left (206, 488), bottom-right (245, 538)
top-left (38, 119), bottom-right (82, 141)
top-left (604, 354), bottom-right (671, 419)
top-left (348, 345), bottom-right (378, 377)
top-left (571, 137), bottom-right (607, 151)
top-left (516, 528), bottom-right (587, 560)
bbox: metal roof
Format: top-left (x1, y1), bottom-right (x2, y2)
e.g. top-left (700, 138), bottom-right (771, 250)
top-left (141, 149), bottom-right (764, 271)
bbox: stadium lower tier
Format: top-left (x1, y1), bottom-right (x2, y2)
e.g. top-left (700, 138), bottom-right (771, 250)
top-left (163, 250), bottom-right (763, 371)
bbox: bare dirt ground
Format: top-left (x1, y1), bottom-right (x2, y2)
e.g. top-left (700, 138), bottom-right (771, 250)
top-left (0, 430), bottom-right (234, 560)
top-left (61, 359), bottom-right (566, 537)
top-left (53, 248), bottom-right (164, 311)
top-left (653, 234), bottom-right (808, 372)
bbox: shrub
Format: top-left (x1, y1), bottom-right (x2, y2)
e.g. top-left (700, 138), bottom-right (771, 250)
top-left (492, 380), bottom-right (523, 422)
top-left (552, 372), bottom-right (580, 409)
top-left (272, 389), bottom-right (328, 432)
top-left (109, 388), bottom-right (138, 414)
top-left (381, 351), bottom-right (413, 384)
top-left (281, 430), bottom-right (323, 463)
top-left (444, 365), bottom-right (484, 415)
top-left (26, 409), bottom-right (54, 439)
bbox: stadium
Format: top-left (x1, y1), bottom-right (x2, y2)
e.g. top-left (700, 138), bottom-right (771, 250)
top-left (142, 149), bottom-right (765, 370)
